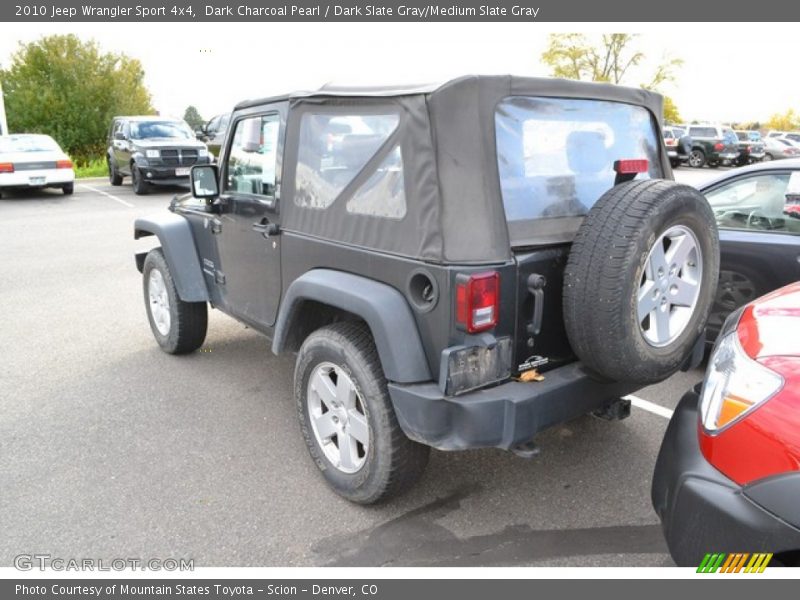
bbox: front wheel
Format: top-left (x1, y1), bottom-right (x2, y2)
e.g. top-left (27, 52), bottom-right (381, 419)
top-left (295, 322), bottom-right (429, 504)
top-left (142, 248), bottom-right (207, 354)
top-left (131, 165), bottom-right (150, 195)
top-left (763, 153), bottom-right (774, 162)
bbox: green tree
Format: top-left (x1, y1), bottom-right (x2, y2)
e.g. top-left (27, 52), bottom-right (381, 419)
top-left (183, 105), bottom-right (204, 131)
top-left (766, 109), bottom-right (798, 132)
top-left (541, 33), bottom-right (684, 122)
top-left (0, 34), bottom-right (154, 163)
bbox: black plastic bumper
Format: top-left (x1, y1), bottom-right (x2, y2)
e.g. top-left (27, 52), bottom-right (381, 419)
top-left (387, 361), bottom-right (638, 451)
top-left (651, 388), bottom-right (800, 566)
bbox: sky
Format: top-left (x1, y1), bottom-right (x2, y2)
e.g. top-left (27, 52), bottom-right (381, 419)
top-left (0, 22), bottom-right (796, 124)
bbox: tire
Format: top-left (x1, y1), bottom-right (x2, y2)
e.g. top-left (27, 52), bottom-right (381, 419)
top-left (708, 161), bottom-right (719, 169)
top-left (563, 179), bottom-right (719, 384)
top-left (131, 164), bottom-right (150, 195)
top-left (670, 159), bottom-right (680, 169)
top-left (142, 248), bottom-right (207, 354)
top-left (295, 321), bottom-right (430, 504)
top-left (688, 149), bottom-right (706, 168)
top-left (108, 158), bottom-right (123, 186)
top-left (62, 183), bottom-right (74, 195)
top-left (764, 153), bottom-right (774, 162)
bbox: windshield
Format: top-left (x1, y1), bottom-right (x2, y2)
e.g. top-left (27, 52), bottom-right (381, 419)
top-left (129, 121), bottom-right (193, 140)
top-left (495, 96), bottom-right (661, 233)
top-left (0, 135), bottom-right (60, 153)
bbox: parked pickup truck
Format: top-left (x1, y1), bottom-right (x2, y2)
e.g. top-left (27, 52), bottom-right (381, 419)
top-left (133, 76), bottom-right (719, 503)
top-left (685, 124), bottom-right (740, 168)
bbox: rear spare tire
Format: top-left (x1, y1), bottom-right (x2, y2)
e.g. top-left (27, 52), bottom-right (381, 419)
top-left (563, 179), bottom-right (719, 384)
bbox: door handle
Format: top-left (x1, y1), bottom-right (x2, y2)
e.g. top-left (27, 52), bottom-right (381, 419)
top-left (252, 217), bottom-right (280, 237)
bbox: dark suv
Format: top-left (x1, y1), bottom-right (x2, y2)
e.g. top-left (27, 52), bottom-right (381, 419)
top-left (107, 116), bottom-right (211, 194)
top-left (134, 76), bottom-right (719, 503)
top-left (195, 112), bottom-right (231, 158)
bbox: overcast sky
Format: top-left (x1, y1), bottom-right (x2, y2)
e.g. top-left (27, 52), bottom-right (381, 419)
top-left (0, 22), bottom-right (796, 124)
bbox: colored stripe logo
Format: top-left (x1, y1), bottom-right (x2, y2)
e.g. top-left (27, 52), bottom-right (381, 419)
top-left (697, 552), bottom-right (772, 573)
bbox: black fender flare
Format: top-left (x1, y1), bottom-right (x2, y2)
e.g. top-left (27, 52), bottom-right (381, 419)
top-left (134, 212), bottom-right (209, 302)
top-left (272, 269), bottom-right (432, 384)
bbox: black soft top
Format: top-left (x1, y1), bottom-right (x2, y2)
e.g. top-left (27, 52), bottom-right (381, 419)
top-left (240, 76), bottom-right (667, 264)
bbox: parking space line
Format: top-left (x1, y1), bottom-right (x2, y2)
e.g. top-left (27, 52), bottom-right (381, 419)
top-left (624, 395), bottom-right (674, 420)
top-left (78, 183), bottom-right (135, 208)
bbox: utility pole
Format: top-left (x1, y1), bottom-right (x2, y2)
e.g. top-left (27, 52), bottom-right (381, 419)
top-left (0, 81), bottom-right (8, 135)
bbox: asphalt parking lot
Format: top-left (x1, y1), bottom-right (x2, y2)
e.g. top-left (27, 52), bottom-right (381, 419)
top-left (0, 167), bottom-right (721, 568)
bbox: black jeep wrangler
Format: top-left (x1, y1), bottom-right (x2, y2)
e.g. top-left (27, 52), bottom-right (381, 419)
top-left (133, 76), bottom-right (719, 504)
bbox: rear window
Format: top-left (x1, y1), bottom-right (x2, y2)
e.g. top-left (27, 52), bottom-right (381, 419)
top-left (689, 127), bottom-right (718, 138)
top-left (0, 135), bottom-right (60, 153)
top-left (495, 96), bottom-right (661, 227)
top-left (736, 131), bottom-right (747, 141)
top-left (663, 130), bottom-right (675, 139)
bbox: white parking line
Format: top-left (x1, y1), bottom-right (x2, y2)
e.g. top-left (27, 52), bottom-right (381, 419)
top-left (78, 183), bottom-right (134, 208)
top-left (624, 394), bottom-right (674, 420)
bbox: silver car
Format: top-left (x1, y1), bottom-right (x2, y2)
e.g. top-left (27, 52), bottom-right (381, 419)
top-left (764, 136), bottom-right (800, 161)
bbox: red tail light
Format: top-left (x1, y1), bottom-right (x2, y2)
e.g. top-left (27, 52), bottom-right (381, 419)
top-left (0, 162), bottom-right (14, 173)
top-left (714, 142), bottom-right (724, 151)
top-left (613, 159), bottom-right (648, 174)
top-left (456, 272), bottom-right (499, 333)
top-left (664, 139), bottom-right (677, 146)
top-left (56, 159), bottom-right (73, 169)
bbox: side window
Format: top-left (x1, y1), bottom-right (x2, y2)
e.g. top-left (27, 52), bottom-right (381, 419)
top-left (224, 114), bottom-right (280, 198)
top-left (206, 116), bottom-right (220, 134)
top-left (346, 145), bottom-right (406, 219)
top-left (294, 113), bottom-right (399, 210)
top-left (706, 172), bottom-right (800, 234)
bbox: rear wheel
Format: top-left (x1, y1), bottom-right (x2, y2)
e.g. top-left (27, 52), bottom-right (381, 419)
top-left (131, 164), bottom-right (150, 195)
top-left (563, 179), bottom-right (719, 384)
top-left (108, 158), bottom-right (123, 186)
top-left (295, 322), bottom-right (429, 504)
top-left (62, 183), bottom-right (74, 195)
top-left (688, 149), bottom-right (706, 168)
top-left (142, 248), bottom-right (207, 354)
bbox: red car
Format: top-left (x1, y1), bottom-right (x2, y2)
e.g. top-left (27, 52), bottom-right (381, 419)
top-left (653, 282), bottom-right (800, 566)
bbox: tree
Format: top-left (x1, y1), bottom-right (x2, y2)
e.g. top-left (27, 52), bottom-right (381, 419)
top-left (183, 105), bottom-right (204, 131)
top-left (766, 109), bottom-right (799, 132)
top-left (0, 34), bottom-right (154, 163)
top-left (541, 33), bottom-right (684, 122)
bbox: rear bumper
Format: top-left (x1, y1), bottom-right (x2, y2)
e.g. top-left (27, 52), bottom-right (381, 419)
top-left (0, 169), bottom-right (74, 188)
top-left (388, 361), bottom-right (639, 451)
top-left (651, 388), bottom-right (800, 566)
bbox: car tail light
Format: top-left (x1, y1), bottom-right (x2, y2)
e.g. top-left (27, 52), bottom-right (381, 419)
top-left (699, 318), bottom-right (784, 433)
top-left (456, 271), bottom-right (499, 333)
top-left (56, 159), bottom-right (73, 169)
top-left (613, 159), bottom-right (649, 174)
top-left (714, 142), bottom-right (724, 151)
top-left (665, 139), bottom-right (677, 147)
top-left (0, 162), bottom-right (14, 173)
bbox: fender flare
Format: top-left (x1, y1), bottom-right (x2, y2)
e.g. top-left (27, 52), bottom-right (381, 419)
top-left (272, 269), bottom-right (432, 384)
top-left (134, 212), bottom-right (209, 302)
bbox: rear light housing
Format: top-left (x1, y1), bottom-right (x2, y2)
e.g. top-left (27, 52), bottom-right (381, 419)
top-left (0, 162), bottom-right (14, 173)
top-left (714, 142), bottom-right (725, 151)
top-left (613, 159), bottom-right (649, 174)
top-left (699, 319), bottom-right (784, 433)
top-left (455, 271), bottom-right (499, 333)
top-left (56, 159), bottom-right (73, 169)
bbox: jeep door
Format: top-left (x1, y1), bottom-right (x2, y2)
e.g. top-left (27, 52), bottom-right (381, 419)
top-left (214, 106), bottom-right (285, 329)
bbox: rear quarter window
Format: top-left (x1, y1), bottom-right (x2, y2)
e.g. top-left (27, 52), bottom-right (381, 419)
top-left (689, 127), bottom-right (718, 138)
top-left (495, 96), bottom-right (661, 224)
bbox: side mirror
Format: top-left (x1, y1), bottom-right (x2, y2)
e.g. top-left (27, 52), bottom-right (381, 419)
top-left (114, 132), bottom-right (125, 140)
top-left (191, 165), bottom-right (219, 199)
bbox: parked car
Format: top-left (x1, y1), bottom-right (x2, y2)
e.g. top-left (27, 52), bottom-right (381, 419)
top-left (0, 134), bottom-right (74, 198)
top-left (783, 132), bottom-right (800, 144)
top-left (133, 76), bottom-right (719, 503)
top-left (196, 112), bottom-right (230, 158)
top-left (699, 159), bottom-right (800, 340)
top-left (663, 126), bottom-right (689, 168)
top-left (652, 282), bottom-right (800, 567)
top-left (685, 124), bottom-right (740, 168)
top-left (734, 130), bottom-right (765, 166)
top-left (763, 136), bottom-right (800, 161)
top-left (107, 116), bottom-right (212, 195)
